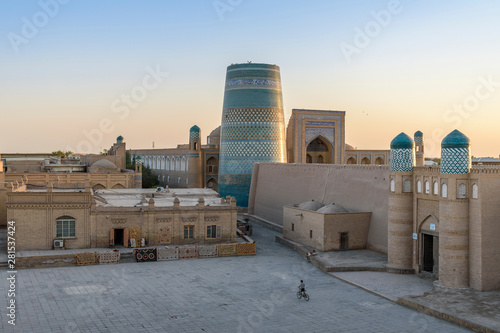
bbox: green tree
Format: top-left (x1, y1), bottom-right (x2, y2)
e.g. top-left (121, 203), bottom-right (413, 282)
top-left (51, 150), bottom-right (73, 158)
top-left (141, 165), bottom-right (159, 188)
top-left (126, 153), bottom-right (159, 188)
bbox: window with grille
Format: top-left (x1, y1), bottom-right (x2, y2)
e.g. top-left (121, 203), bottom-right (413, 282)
top-left (184, 225), bottom-right (194, 239)
top-left (206, 225), bottom-right (221, 239)
top-left (56, 217), bottom-right (75, 238)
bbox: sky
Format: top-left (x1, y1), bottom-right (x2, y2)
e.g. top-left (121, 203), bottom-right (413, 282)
top-left (1, 0), bottom-right (499, 157)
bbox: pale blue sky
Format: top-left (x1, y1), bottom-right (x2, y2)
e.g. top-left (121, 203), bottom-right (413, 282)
top-left (1, 0), bottom-right (499, 156)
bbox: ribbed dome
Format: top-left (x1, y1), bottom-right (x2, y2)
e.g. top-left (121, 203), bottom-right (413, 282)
top-left (317, 204), bottom-right (349, 214)
top-left (442, 130), bottom-right (470, 148)
top-left (91, 159), bottom-right (118, 169)
top-left (390, 132), bottom-right (414, 149)
top-left (190, 125), bottom-right (200, 132)
top-left (298, 200), bottom-right (324, 211)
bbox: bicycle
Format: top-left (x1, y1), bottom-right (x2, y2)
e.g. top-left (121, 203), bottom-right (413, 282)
top-left (296, 286), bottom-right (310, 301)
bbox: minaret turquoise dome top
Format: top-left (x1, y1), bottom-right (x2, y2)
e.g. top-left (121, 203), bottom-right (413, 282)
top-left (441, 129), bottom-right (471, 174)
top-left (117, 135), bottom-right (124, 143)
top-left (190, 125), bottom-right (200, 139)
top-left (441, 129), bottom-right (470, 148)
top-left (414, 131), bottom-right (423, 142)
top-left (390, 132), bottom-right (414, 149)
top-left (390, 132), bottom-right (414, 172)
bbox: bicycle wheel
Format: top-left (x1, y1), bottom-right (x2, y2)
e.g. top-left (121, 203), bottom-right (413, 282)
top-left (296, 291), bottom-right (302, 299)
top-left (304, 293), bottom-right (310, 301)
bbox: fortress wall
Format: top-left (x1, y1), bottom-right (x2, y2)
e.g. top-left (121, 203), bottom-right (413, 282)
top-left (248, 163), bottom-right (390, 252)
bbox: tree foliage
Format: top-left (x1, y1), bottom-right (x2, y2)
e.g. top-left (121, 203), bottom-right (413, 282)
top-left (125, 153), bottom-right (159, 188)
top-left (51, 150), bottom-right (73, 158)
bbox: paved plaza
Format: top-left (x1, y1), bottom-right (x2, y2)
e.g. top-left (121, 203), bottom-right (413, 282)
top-left (1, 225), bottom-right (471, 333)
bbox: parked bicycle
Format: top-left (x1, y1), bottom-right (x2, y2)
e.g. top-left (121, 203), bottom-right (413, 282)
top-left (296, 286), bottom-right (310, 301)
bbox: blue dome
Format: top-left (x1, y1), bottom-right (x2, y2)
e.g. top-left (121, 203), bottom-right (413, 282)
top-left (414, 131), bottom-right (423, 138)
top-left (442, 130), bottom-right (470, 149)
top-left (390, 132), bottom-right (414, 149)
top-left (190, 125), bottom-right (200, 132)
top-left (117, 135), bottom-right (124, 142)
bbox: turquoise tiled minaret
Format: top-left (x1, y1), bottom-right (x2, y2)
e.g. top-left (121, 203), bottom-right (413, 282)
top-left (390, 132), bottom-right (415, 172)
top-left (218, 63), bottom-right (286, 207)
top-left (441, 129), bottom-right (471, 174)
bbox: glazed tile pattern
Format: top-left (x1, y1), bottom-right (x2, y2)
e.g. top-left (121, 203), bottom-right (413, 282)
top-left (305, 127), bottom-right (335, 146)
top-left (219, 64), bottom-right (285, 207)
top-left (441, 147), bottom-right (470, 174)
top-left (390, 148), bottom-right (414, 171)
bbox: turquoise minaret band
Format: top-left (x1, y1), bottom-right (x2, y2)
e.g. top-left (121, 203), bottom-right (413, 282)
top-left (218, 63), bottom-right (286, 207)
top-left (441, 129), bottom-right (471, 174)
top-left (390, 132), bottom-right (415, 172)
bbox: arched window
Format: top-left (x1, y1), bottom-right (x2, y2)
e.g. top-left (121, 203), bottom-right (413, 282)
top-left (306, 154), bottom-right (312, 163)
top-left (417, 180), bottom-right (422, 193)
top-left (472, 184), bottom-right (479, 199)
top-left (176, 157), bottom-right (181, 171)
top-left (374, 157), bottom-right (384, 165)
top-left (56, 216), bottom-right (76, 238)
top-left (390, 179), bottom-right (395, 192)
top-left (166, 157), bottom-right (170, 171)
top-left (457, 183), bottom-right (467, 199)
top-left (317, 155), bottom-right (324, 163)
top-left (425, 181), bottom-right (430, 194)
top-left (403, 180), bottom-right (411, 192)
top-left (433, 181), bottom-right (439, 195)
top-left (181, 157), bottom-right (186, 171)
top-left (346, 157), bottom-right (356, 164)
top-left (361, 157), bottom-right (371, 165)
top-left (441, 183), bottom-right (448, 198)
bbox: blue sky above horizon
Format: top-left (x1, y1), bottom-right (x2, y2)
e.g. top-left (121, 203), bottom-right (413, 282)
top-left (1, 0), bottom-right (499, 157)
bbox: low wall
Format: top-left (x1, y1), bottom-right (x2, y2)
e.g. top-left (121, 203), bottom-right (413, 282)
top-left (248, 163), bottom-right (390, 253)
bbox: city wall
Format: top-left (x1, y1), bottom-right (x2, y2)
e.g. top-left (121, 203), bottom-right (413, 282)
top-left (248, 163), bottom-right (389, 253)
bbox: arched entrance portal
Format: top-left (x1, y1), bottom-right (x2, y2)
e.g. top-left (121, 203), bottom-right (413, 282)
top-left (306, 137), bottom-right (332, 163)
top-left (206, 177), bottom-right (218, 192)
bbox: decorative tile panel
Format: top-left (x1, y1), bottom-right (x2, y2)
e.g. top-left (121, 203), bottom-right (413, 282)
top-left (441, 147), bottom-right (470, 174)
top-left (390, 148), bottom-right (414, 171)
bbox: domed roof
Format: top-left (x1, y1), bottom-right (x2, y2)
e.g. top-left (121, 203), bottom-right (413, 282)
top-left (390, 132), bottom-right (414, 149)
top-left (91, 159), bottom-right (118, 169)
top-left (117, 135), bottom-right (124, 141)
top-left (190, 125), bottom-right (200, 132)
top-left (317, 203), bottom-right (349, 214)
top-left (210, 126), bottom-right (221, 137)
top-left (442, 129), bottom-right (470, 148)
top-left (345, 143), bottom-right (355, 150)
top-left (414, 131), bottom-right (423, 138)
top-left (298, 200), bottom-right (324, 211)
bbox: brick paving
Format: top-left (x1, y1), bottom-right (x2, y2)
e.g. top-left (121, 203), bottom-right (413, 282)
top-left (1, 225), bottom-right (471, 333)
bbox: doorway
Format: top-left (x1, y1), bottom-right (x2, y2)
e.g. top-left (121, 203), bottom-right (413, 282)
top-left (340, 232), bottom-right (349, 251)
top-left (422, 233), bottom-right (438, 274)
top-left (114, 229), bottom-right (124, 246)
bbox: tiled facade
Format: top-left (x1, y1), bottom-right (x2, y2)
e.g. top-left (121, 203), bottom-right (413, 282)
top-left (219, 63), bottom-right (286, 207)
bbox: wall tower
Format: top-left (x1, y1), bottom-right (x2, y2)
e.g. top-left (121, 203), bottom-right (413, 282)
top-left (439, 129), bottom-right (471, 288)
top-left (387, 132), bottom-right (415, 272)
